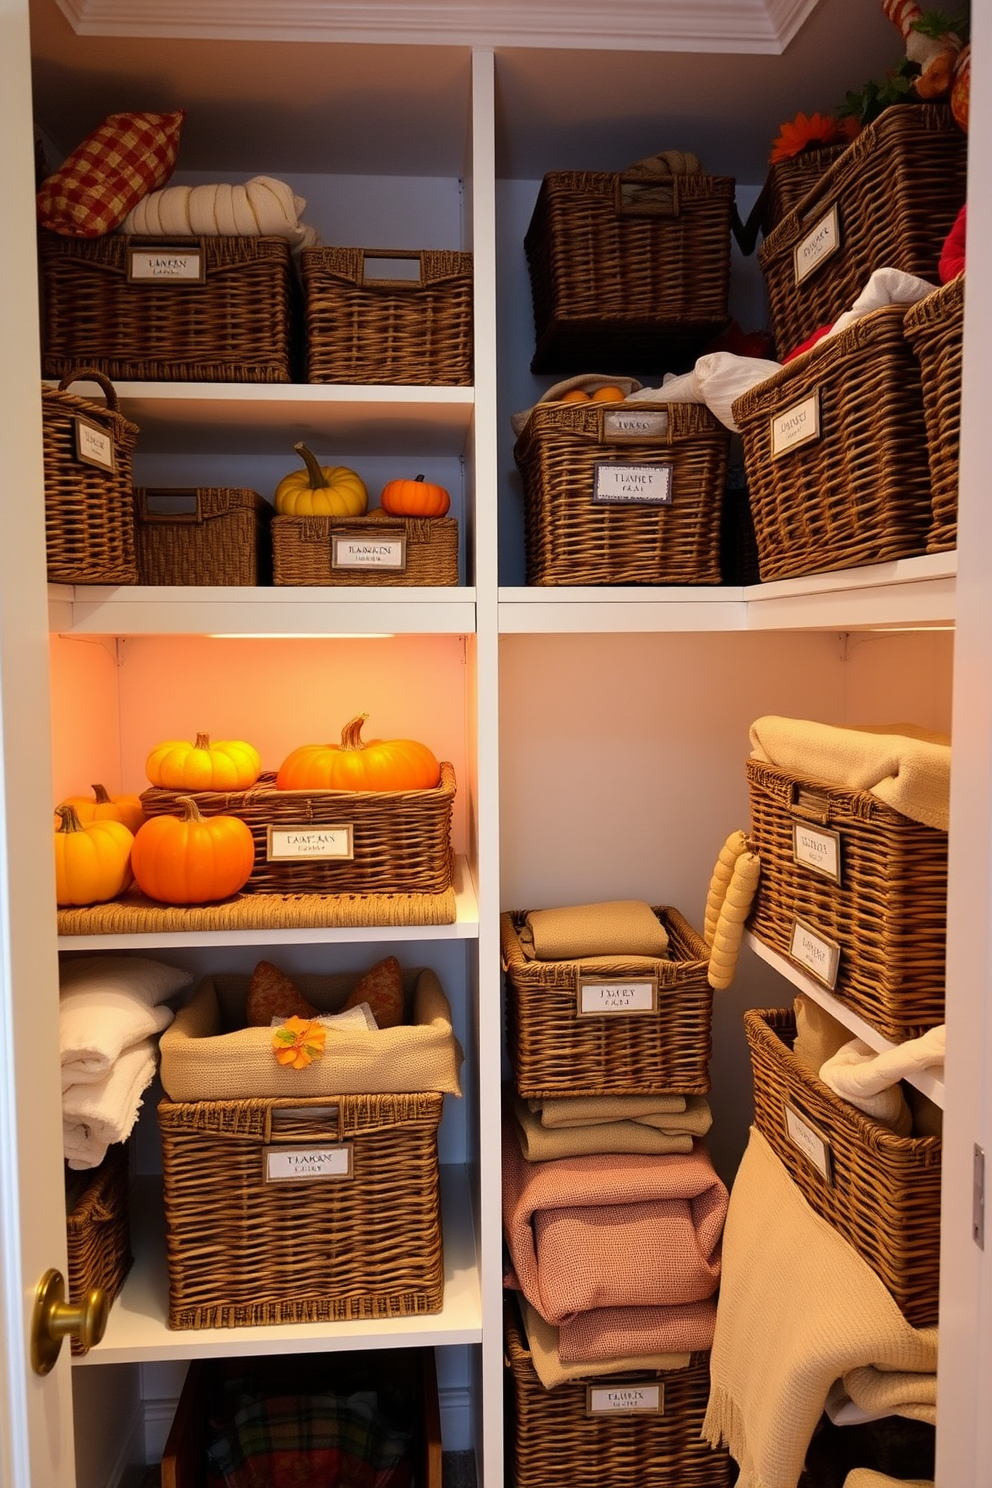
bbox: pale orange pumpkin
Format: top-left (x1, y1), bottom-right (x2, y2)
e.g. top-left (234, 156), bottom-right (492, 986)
top-left (56, 783), bottom-right (145, 835)
top-left (130, 796), bottom-right (256, 904)
top-left (145, 733), bottom-right (262, 791)
top-left (54, 804), bottom-right (134, 907)
top-left (276, 713), bottom-right (441, 793)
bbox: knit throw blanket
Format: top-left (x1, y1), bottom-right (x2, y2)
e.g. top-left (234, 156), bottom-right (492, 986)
top-left (702, 1128), bottom-right (937, 1488)
top-left (511, 1089), bottom-right (711, 1161)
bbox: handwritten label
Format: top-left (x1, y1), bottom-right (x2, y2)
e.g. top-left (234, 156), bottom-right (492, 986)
top-left (771, 393), bottom-right (821, 458)
top-left (73, 417), bottom-right (115, 473)
top-left (264, 1145), bottom-right (353, 1181)
top-left (784, 1105), bottom-right (833, 1183)
top-left (602, 408), bottom-right (670, 440)
top-left (789, 918), bottom-right (840, 989)
top-left (794, 204), bottom-right (840, 285)
top-left (577, 978), bottom-right (658, 1016)
top-left (332, 534), bottom-right (407, 570)
top-left (592, 462), bottom-right (673, 505)
top-left (792, 823), bottom-right (841, 884)
top-left (586, 1382), bottom-right (664, 1416)
top-left (128, 245), bottom-right (205, 283)
top-left (266, 824), bottom-right (354, 862)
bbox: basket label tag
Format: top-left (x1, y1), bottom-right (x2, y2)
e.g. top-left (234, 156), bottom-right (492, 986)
top-left (592, 463), bottom-right (673, 504)
top-left (73, 416), bottom-right (115, 473)
top-left (794, 203), bottom-right (840, 285)
top-left (602, 409), bottom-right (670, 441)
top-left (792, 822), bottom-right (842, 883)
top-left (266, 824), bottom-right (354, 861)
top-left (784, 1104), bottom-right (833, 1184)
top-left (264, 1145), bottom-right (353, 1181)
top-left (586, 1382), bottom-right (664, 1416)
top-left (577, 977), bottom-right (658, 1016)
top-left (771, 393), bottom-right (820, 457)
top-left (789, 917), bottom-right (840, 989)
top-left (331, 533), bottom-right (407, 570)
top-left (127, 245), bottom-right (205, 283)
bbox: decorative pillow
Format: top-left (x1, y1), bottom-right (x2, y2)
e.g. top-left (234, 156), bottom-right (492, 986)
top-left (246, 960), bottom-right (319, 1028)
top-left (37, 109), bottom-right (185, 238)
top-left (341, 955), bottom-right (405, 1029)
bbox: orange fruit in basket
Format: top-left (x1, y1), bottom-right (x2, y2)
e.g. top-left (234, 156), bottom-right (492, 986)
top-left (590, 385), bottom-right (626, 403)
top-left (560, 388), bottom-right (592, 403)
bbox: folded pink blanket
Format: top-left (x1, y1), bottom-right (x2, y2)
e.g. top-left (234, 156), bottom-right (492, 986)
top-left (558, 1298), bottom-right (718, 1364)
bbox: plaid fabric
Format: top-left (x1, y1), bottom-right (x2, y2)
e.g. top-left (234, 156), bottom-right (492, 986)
top-left (37, 110), bottom-right (184, 238)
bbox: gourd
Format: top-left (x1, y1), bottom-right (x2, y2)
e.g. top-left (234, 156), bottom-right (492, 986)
top-left (56, 783), bottom-right (145, 835)
top-left (379, 475), bottom-right (451, 518)
top-left (703, 829), bottom-right (749, 946)
top-left (145, 733), bottom-right (262, 791)
top-left (276, 713), bottom-right (441, 793)
top-left (54, 804), bottom-right (134, 906)
top-left (130, 796), bottom-right (256, 904)
top-left (704, 832), bottom-right (761, 992)
top-left (274, 443), bottom-right (368, 518)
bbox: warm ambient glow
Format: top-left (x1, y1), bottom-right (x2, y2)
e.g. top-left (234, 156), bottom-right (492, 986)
top-left (207, 633), bottom-right (396, 640)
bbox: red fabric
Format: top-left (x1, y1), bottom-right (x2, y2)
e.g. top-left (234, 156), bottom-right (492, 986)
top-left (940, 203), bottom-right (967, 283)
top-left (783, 322), bottom-right (833, 362)
top-left (37, 110), bottom-right (184, 237)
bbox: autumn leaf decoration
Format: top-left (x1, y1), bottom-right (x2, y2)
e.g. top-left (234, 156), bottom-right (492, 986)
top-left (769, 111), bottom-right (856, 164)
top-left (272, 1016), bottom-right (327, 1070)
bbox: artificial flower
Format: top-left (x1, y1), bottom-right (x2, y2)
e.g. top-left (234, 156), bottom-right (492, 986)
top-left (272, 1015), bottom-right (327, 1070)
top-left (770, 111), bottom-right (848, 164)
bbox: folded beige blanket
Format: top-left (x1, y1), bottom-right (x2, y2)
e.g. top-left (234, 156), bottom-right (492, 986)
top-left (519, 1297), bottom-right (691, 1389)
top-left (832, 1361), bottom-right (936, 1426)
top-left (703, 1127), bottom-right (937, 1488)
top-left (559, 1297), bottom-right (718, 1364)
top-left (121, 175), bottom-right (320, 250)
top-left (531, 1092), bottom-right (687, 1127)
top-left (511, 1089), bottom-right (711, 1161)
top-left (749, 716), bottom-right (951, 832)
top-left (518, 900), bottom-right (670, 960)
top-left (842, 1476), bottom-right (932, 1488)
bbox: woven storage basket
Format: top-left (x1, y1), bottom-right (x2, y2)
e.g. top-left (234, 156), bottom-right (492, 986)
top-left (733, 304), bottom-right (931, 581)
top-left (302, 247), bottom-right (473, 385)
top-left (525, 169), bottom-right (735, 373)
top-left (514, 399), bottom-right (730, 586)
top-left (140, 762), bottom-right (456, 897)
top-left (41, 368), bottom-right (139, 584)
top-left (735, 143), bottom-right (850, 255)
top-left (746, 755), bottom-right (947, 1041)
top-left (133, 487), bottom-right (273, 585)
top-left (65, 1141), bottom-right (132, 1355)
top-left (38, 232), bottom-right (297, 383)
top-left (272, 509), bottom-right (458, 586)
top-left (758, 105), bottom-right (967, 358)
top-left (744, 1006), bottom-right (941, 1326)
top-left (501, 907), bottom-right (714, 1098)
top-left (158, 1090), bottom-right (444, 1329)
top-left (903, 273), bottom-right (964, 554)
top-left (504, 1299), bottom-right (730, 1488)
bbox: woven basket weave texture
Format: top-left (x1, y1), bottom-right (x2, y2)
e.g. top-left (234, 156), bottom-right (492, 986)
top-left (272, 510), bottom-right (458, 587)
top-left (65, 1141), bottom-right (132, 1354)
top-left (903, 273), bottom-right (964, 554)
top-left (133, 487), bottom-right (273, 585)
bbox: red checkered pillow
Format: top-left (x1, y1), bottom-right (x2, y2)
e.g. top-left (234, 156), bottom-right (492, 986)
top-left (37, 110), bottom-right (185, 238)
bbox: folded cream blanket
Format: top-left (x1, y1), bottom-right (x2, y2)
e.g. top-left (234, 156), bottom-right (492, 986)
top-left (63, 1037), bottom-right (159, 1170)
top-left (825, 1360), bottom-right (937, 1426)
top-left (519, 1296), bottom-right (691, 1389)
top-left (749, 716), bottom-right (951, 832)
top-left (531, 1092), bottom-right (687, 1127)
top-left (819, 1029), bottom-right (944, 1130)
top-left (517, 900), bottom-right (670, 961)
top-left (511, 1089), bottom-right (711, 1161)
top-left (703, 1127), bottom-right (937, 1488)
top-left (121, 175), bottom-right (320, 251)
top-left (842, 1476), bottom-right (932, 1488)
top-left (59, 954), bottom-right (191, 1090)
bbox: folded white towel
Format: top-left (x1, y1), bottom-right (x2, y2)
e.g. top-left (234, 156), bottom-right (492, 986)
top-left (121, 175), bottom-right (321, 251)
top-left (819, 1029), bottom-right (946, 1123)
top-left (59, 955), bottom-right (191, 1089)
top-left (63, 1038), bottom-right (159, 1170)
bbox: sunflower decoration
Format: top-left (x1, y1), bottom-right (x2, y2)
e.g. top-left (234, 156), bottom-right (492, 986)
top-left (769, 111), bottom-right (857, 164)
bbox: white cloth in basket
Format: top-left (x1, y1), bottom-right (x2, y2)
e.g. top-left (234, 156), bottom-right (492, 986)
top-left (63, 1036), bottom-right (159, 1169)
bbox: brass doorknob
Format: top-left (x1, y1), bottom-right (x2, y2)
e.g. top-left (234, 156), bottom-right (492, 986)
top-left (31, 1269), bottom-right (109, 1375)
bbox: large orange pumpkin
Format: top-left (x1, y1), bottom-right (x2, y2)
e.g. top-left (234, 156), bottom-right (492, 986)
top-left (56, 783), bottom-right (145, 835)
top-left (379, 475), bottom-right (450, 518)
top-left (54, 804), bottom-right (134, 906)
top-left (130, 796), bottom-right (256, 904)
top-left (276, 713), bottom-right (441, 793)
top-left (145, 733), bottom-right (262, 791)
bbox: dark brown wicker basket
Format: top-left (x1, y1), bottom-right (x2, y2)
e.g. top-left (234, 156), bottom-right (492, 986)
top-left (733, 304), bottom-right (931, 582)
top-left (525, 170), bottom-right (735, 373)
top-left (302, 247), bottom-right (473, 385)
top-left (140, 763), bottom-right (456, 897)
top-left (65, 1141), bottom-right (132, 1355)
top-left (746, 755), bottom-right (947, 1040)
top-left (504, 1298), bottom-right (730, 1488)
top-left (271, 509), bottom-right (458, 586)
top-left (501, 907), bottom-right (714, 1098)
top-left (39, 232), bottom-right (297, 383)
top-left (158, 1091), bottom-right (444, 1329)
top-left (903, 273), bottom-right (964, 554)
top-left (758, 105), bottom-right (967, 359)
top-left (744, 1007), bottom-right (941, 1327)
top-left (133, 487), bottom-right (273, 585)
top-left (514, 399), bottom-right (730, 586)
top-left (735, 143), bottom-right (850, 255)
top-left (41, 368), bottom-right (139, 585)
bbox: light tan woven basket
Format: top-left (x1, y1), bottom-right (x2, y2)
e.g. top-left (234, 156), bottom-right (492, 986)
top-left (272, 509), bottom-right (458, 586)
top-left (65, 1141), bottom-right (132, 1355)
top-left (745, 1006), bottom-right (941, 1327)
top-left (903, 273), bottom-right (964, 554)
top-left (133, 487), bottom-right (273, 585)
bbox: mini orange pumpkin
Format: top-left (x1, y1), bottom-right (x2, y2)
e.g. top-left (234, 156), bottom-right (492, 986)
top-left (56, 783), bottom-right (145, 835)
top-left (130, 796), bottom-right (256, 904)
top-left (54, 804), bottom-right (134, 906)
top-left (379, 475), bottom-right (450, 518)
top-left (276, 713), bottom-right (441, 793)
top-left (145, 733), bottom-right (262, 791)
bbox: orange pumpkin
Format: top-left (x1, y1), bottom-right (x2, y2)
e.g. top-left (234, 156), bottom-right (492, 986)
top-left (276, 713), bottom-right (441, 793)
top-left (56, 783), bottom-right (145, 835)
top-left (54, 804), bottom-right (134, 906)
top-left (379, 475), bottom-right (451, 518)
top-left (130, 796), bottom-right (256, 904)
top-left (145, 733), bottom-right (262, 791)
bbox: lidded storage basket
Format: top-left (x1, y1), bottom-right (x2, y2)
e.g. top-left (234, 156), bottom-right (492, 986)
top-left (525, 169), bottom-right (735, 373)
top-left (903, 273), bottom-right (964, 554)
top-left (133, 487), bottom-right (273, 585)
top-left (744, 1006), bottom-right (941, 1327)
top-left (65, 1141), bottom-right (132, 1355)
top-left (272, 508), bottom-right (459, 587)
top-left (514, 398), bottom-right (730, 586)
top-left (41, 368), bottom-right (139, 585)
top-left (302, 247), bottom-right (473, 385)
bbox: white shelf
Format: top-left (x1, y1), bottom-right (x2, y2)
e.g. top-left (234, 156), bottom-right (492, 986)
top-left (746, 931), bottom-right (945, 1107)
top-left (75, 1163), bottom-right (481, 1365)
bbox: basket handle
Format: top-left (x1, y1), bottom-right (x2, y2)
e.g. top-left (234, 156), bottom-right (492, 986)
top-left (57, 368), bottom-right (119, 411)
top-left (265, 1103), bottom-right (346, 1142)
top-left (789, 784), bottom-right (833, 826)
top-left (360, 249), bottom-right (424, 287)
top-left (134, 489), bottom-right (204, 525)
top-left (614, 171), bottom-right (682, 220)
top-left (596, 403), bottom-right (672, 447)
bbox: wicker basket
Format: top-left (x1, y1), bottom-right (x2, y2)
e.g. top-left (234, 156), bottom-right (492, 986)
top-left (746, 755), bottom-right (948, 1041)
top-left (133, 487), bottom-right (273, 585)
top-left (140, 762), bottom-right (456, 897)
top-left (514, 399), bottom-right (730, 586)
top-left (272, 509), bottom-right (458, 586)
top-left (65, 1141), bottom-right (132, 1356)
top-left (501, 907), bottom-right (714, 1098)
top-left (302, 247), bottom-right (473, 385)
top-left (736, 143), bottom-right (851, 254)
top-left (744, 1007), bottom-right (941, 1326)
top-left (39, 232), bottom-right (297, 383)
top-left (903, 273), bottom-right (964, 554)
top-left (733, 304), bottom-right (932, 581)
top-left (504, 1299), bottom-right (730, 1488)
top-left (41, 369), bottom-right (139, 585)
top-left (525, 169), bottom-right (735, 373)
top-left (758, 105), bottom-right (967, 358)
top-left (158, 1091), bottom-right (444, 1329)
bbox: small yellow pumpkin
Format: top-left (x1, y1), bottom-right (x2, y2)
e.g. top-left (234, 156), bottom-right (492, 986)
top-left (274, 443), bottom-right (368, 518)
top-left (56, 783), bottom-right (145, 836)
top-left (145, 733), bottom-right (262, 791)
top-left (54, 804), bottom-right (134, 907)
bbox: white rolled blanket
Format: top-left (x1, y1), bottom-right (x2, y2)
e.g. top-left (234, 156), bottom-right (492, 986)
top-left (59, 954), bottom-right (190, 1090)
top-left (121, 175), bottom-right (320, 250)
top-left (63, 1037), bottom-right (159, 1170)
top-left (819, 1028), bottom-right (946, 1121)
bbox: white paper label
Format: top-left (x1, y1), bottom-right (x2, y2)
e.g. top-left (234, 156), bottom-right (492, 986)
top-left (332, 534), bottom-right (407, 570)
top-left (586, 1383), bottom-right (664, 1415)
top-left (789, 918), bottom-right (840, 989)
top-left (792, 823), bottom-right (841, 884)
top-left (592, 463), bottom-right (673, 505)
top-left (794, 204), bottom-right (840, 284)
top-left (784, 1105), bottom-right (833, 1183)
top-left (266, 825), bottom-right (354, 861)
top-left (73, 417), bottom-right (115, 472)
top-left (128, 246), bottom-right (204, 282)
top-left (577, 978), bottom-right (658, 1016)
top-left (265, 1146), bottom-right (352, 1181)
top-left (602, 409), bottom-right (670, 440)
top-left (771, 393), bottom-right (821, 457)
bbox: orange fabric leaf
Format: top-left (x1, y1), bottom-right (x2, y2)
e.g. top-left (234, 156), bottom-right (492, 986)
top-left (272, 1015), bottom-right (327, 1070)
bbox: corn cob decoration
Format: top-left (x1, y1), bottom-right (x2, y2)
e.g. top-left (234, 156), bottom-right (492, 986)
top-left (704, 829), bottom-right (761, 992)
